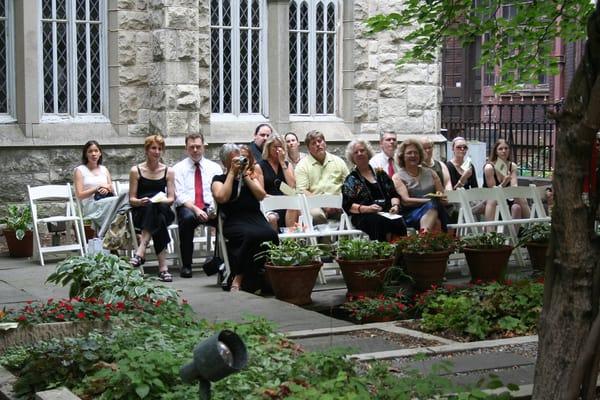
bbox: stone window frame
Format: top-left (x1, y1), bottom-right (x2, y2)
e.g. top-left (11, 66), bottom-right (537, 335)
top-left (210, 0), bottom-right (269, 119)
top-left (289, 0), bottom-right (337, 117)
top-left (38, 0), bottom-right (108, 123)
top-left (0, 0), bottom-right (16, 123)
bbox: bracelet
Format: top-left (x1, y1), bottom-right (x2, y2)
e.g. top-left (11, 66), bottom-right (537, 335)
top-left (358, 205), bottom-right (362, 214)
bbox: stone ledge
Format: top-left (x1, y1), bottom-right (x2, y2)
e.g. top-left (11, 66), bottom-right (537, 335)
top-left (0, 321), bottom-right (111, 353)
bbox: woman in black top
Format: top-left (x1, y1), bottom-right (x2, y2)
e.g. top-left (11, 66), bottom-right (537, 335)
top-left (212, 143), bottom-right (279, 293)
top-left (342, 139), bottom-right (406, 241)
top-left (128, 135), bottom-right (176, 282)
top-left (446, 137), bottom-right (478, 190)
top-left (257, 134), bottom-right (297, 230)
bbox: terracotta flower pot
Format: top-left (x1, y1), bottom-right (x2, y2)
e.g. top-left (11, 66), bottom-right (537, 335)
top-left (84, 225), bottom-right (96, 241)
top-left (403, 251), bottom-right (451, 291)
top-left (463, 245), bottom-right (513, 282)
top-left (525, 242), bottom-right (548, 271)
top-left (3, 229), bottom-right (33, 258)
top-left (265, 262), bottom-right (323, 305)
top-left (336, 258), bottom-right (394, 297)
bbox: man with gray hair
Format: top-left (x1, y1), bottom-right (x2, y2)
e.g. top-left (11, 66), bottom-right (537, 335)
top-left (369, 131), bottom-right (399, 177)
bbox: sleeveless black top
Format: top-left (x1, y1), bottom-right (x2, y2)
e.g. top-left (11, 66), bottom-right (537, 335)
top-left (259, 159), bottom-right (288, 196)
top-left (136, 165), bottom-right (168, 198)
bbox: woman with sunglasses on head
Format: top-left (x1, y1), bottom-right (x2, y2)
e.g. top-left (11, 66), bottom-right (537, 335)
top-left (446, 137), bottom-right (479, 190)
top-left (483, 138), bottom-right (530, 221)
top-left (257, 134), bottom-right (298, 230)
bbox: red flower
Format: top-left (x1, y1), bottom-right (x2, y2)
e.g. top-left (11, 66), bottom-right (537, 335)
top-left (76, 311), bottom-right (86, 319)
top-left (65, 304), bottom-right (74, 311)
top-left (47, 298), bottom-right (54, 304)
top-left (104, 312), bottom-right (111, 320)
top-left (17, 315), bottom-right (26, 321)
top-left (116, 302), bottom-right (126, 310)
top-left (56, 314), bottom-right (65, 320)
top-left (182, 299), bottom-right (188, 305)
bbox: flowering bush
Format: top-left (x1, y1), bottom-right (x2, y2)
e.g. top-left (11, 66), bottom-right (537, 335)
top-left (0, 297), bottom-right (190, 325)
top-left (340, 292), bottom-right (409, 322)
top-left (395, 231), bottom-right (457, 254)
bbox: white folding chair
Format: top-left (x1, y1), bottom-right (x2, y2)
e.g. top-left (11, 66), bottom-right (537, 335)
top-left (302, 194), bottom-right (366, 283)
top-left (260, 194), bottom-right (307, 239)
top-left (27, 183), bottom-right (85, 266)
top-left (216, 211), bottom-right (232, 286)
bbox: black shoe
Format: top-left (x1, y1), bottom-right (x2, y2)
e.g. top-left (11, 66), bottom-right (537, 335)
top-left (180, 266), bottom-right (193, 278)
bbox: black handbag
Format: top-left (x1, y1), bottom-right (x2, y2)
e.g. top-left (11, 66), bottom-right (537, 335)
top-left (94, 191), bottom-right (114, 201)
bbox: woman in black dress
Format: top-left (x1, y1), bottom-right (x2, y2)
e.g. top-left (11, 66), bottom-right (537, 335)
top-left (128, 135), bottom-right (176, 282)
top-left (212, 143), bottom-right (279, 292)
top-left (446, 137), bottom-right (478, 190)
top-left (342, 139), bottom-right (406, 241)
top-left (257, 134), bottom-right (297, 229)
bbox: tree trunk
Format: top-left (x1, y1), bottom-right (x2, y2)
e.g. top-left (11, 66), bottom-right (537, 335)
top-left (532, 9), bottom-right (600, 399)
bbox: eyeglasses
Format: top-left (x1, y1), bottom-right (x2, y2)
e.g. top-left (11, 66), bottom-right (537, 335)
top-left (455, 145), bottom-right (468, 150)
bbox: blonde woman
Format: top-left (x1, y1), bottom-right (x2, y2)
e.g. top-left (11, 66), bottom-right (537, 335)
top-left (257, 134), bottom-right (298, 229)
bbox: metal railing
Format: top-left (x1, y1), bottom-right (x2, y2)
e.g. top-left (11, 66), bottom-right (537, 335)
top-left (441, 102), bottom-right (559, 178)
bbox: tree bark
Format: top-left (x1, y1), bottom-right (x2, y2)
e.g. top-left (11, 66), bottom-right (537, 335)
top-left (532, 9), bottom-right (600, 400)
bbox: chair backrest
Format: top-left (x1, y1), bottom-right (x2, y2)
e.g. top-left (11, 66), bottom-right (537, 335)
top-left (260, 194), bottom-right (305, 213)
top-left (28, 184), bottom-right (77, 220)
top-left (496, 184), bottom-right (548, 219)
top-left (114, 181), bottom-right (129, 196)
top-left (303, 194), bottom-right (343, 211)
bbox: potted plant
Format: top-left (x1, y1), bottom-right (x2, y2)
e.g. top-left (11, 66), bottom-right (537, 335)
top-left (461, 232), bottom-right (513, 282)
top-left (259, 239), bottom-right (326, 305)
top-left (396, 231), bottom-right (457, 291)
top-left (1, 204), bottom-right (34, 258)
top-left (335, 238), bottom-right (396, 297)
top-left (518, 223), bottom-right (550, 271)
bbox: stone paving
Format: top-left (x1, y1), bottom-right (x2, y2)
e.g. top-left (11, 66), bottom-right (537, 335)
top-left (0, 247), bottom-right (539, 394)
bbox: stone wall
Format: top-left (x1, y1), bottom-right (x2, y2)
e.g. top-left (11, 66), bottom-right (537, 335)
top-left (353, 1), bottom-right (442, 135)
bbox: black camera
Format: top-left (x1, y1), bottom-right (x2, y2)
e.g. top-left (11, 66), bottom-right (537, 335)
top-left (374, 199), bottom-right (386, 207)
top-left (239, 156), bottom-right (248, 168)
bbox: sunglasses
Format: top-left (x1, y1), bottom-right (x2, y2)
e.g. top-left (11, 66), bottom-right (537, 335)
top-left (455, 145), bottom-right (469, 150)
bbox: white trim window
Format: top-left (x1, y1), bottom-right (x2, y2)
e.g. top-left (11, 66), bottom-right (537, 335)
top-left (40, 0), bottom-right (106, 118)
top-left (0, 0), bottom-right (15, 120)
top-left (210, 0), bottom-right (266, 116)
top-left (289, 0), bottom-right (336, 116)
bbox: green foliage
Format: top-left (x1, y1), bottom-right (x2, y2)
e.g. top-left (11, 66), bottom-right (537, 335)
top-left (418, 280), bottom-right (544, 340)
top-left (461, 232), bottom-right (508, 249)
top-left (0, 204), bottom-right (33, 240)
top-left (259, 239), bottom-right (328, 266)
top-left (46, 253), bottom-right (179, 303)
top-left (341, 292), bottom-right (409, 322)
top-left (518, 223), bottom-right (551, 246)
top-left (336, 238), bottom-right (396, 260)
top-left (0, 304), bottom-right (519, 399)
top-left (365, 0), bottom-right (594, 92)
top-left (396, 231), bottom-right (457, 254)
top-left (0, 297), bottom-right (190, 325)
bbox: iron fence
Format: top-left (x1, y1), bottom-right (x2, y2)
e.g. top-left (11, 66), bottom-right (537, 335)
top-left (441, 102), bottom-right (559, 178)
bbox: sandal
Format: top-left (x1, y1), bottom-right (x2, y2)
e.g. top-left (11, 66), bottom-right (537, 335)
top-left (158, 270), bottom-right (173, 282)
top-left (230, 285), bottom-right (240, 293)
top-left (130, 254), bottom-right (145, 268)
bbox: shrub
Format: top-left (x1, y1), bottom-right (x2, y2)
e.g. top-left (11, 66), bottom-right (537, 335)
top-left (417, 280), bottom-right (544, 340)
top-left (395, 231), bottom-right (457, 254)
top-left (340, 292), bottom-right (409, 322)
top-left (46, 253), bottom-right (178, 303)
top-left (336, 238), bottom-right (396, 260)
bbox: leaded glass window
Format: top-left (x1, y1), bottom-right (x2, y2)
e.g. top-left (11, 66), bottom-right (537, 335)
top-left (211, 0), bottom-right (265, 115)
top-left (41, 0), bottom-right (105, 116)
top-left (0, 0), bottom-right (14, 117)
top-left (289, 0), bottom-right (336, 116)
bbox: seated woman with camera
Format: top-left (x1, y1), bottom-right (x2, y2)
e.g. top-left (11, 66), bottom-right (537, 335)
top-left (342, 139), bottom-right (406, 241)
top-left (211, 144), bottom-right (279, 293)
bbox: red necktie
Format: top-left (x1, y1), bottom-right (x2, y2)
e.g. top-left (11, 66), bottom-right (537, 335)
top-left (194, 162), bottom-right (205, 209)
top-left (387, 158), bottom-right (394, 177)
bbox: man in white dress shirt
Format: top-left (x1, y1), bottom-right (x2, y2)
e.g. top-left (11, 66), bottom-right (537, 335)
top-left (369, 131), bottom-right (399, 177)
top-left (173, 133), bottom-right (222, 278)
